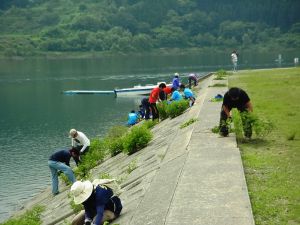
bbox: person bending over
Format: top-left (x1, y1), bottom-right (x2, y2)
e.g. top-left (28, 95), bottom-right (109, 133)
top-left (148, 83), bottom-right (166, 120)
top-left (70, 180), bottom-right (122, 225)
top-left (219, 87), bottom-right (253, 137)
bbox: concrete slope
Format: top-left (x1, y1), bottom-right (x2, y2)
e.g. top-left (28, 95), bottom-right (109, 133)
top-left (12, 74), bottom-right (254, 225)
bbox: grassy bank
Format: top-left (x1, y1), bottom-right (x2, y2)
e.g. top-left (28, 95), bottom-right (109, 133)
top-left (229, 67), bottom-right (300, 225)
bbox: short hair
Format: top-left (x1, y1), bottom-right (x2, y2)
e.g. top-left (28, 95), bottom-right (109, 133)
top-left (228, 87), bottom-right (240, 99)
top-left (70, 148), bottom-right (80, 157)
top-left (159, 83), bottom-right (166, 89)
top-left (179, 84), bottom-right (185, 89)
top-left (131, 110), bottom-right (135, 113)
top-left (171, 87), bottom-right (176, 92)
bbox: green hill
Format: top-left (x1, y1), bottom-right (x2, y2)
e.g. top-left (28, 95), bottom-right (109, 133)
top-left (0, 0), bottom-right (300, 56)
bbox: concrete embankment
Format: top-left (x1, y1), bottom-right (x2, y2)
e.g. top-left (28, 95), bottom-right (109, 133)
top-left (12, 73), bottom-right (254, 225)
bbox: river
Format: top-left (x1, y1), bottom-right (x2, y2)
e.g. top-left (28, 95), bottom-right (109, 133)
top-left (0, 50), bottom-right (299, 222)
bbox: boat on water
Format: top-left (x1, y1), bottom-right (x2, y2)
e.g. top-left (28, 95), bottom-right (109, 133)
top-left (63, 82), bottom-right (171, 96)
top-left (63, 90), bottom-right (115, 95)
top-left (115, 82), bottom-right (171, 96)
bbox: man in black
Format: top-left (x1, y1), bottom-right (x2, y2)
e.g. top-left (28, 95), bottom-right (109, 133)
top-left (219, 87), bottom-right (253, 137)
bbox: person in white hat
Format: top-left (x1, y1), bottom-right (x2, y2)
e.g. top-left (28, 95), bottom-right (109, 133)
top-left (172, 72), bottom-right (180, 90)
top-left (70, 180), bottom-right (122, 225)
top-left (69, 129), bottom-right (90, 155)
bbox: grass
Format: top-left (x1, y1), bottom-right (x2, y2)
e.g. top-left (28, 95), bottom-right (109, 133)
top-left (229, 67), bottom-right (300, 225)
top-left (0, 206), bottom-right (44, 225)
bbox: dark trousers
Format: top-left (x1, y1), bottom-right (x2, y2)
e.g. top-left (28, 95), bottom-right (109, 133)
top-left (219, 107), bottom-right (252, 138)
top-left (188, 77), bottom-right (197, 89)
top-left (74, 145), bottom-right (90, 155)
top-left (142, 98), bottom-right (151, 120)
top-left (150, 103), bottom-right (159, 120)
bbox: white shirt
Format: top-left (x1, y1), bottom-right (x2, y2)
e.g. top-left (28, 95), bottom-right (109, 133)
top-left (231, 53), bottom-right (238, 62)
top-left (71, 131), bottom-right (90, 153)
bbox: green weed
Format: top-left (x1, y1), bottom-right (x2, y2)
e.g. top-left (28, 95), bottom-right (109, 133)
top-left (209, 97), bottom-right (223, 102)
top-left (98, 172), bottom-right (112, 179)
top-left (157, 101), bottom-right (169, 120)
top-left (70, 199), bottom-right (83, 213)
top-left (180, 118), bottom-right (198, 129)
top-left (122, 125), bottom-right (153, 155)
top-left (126, 159), bottom-right (138, 174)
top-left (211, 125), bottom-right (220, 133)
top-left (286, 131), bottom-right (296, 141)
top-left (232, 110), bottom-right (274, 141)
top-left (209, 83), bottom-right (227, 87)
top-left (142, 119), bottom-right (159, 129)
top-left (59, 173), bottom-right (71, 186)
top-left (105, 126), bottom-right (128, 156)
top-left (75, 138), bottom-right (107, 179)
top-left (1, 205), bottom-right (44, 225)
top-left (216, 69), bottom-right (228, 76)
top-left (166, 99), bottom-right (190, 118)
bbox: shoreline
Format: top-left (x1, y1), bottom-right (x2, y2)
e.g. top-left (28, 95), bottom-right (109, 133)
top-left (5, 73), bottom-right (215, 224)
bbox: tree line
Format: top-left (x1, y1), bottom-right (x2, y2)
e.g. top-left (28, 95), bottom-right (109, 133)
top-left (0, 0), bottom-right (299, 56)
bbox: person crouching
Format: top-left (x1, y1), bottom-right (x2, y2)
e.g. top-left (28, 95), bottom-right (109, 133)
top-left (70, 180), bottom-right (122, 225)
top-left (179, 84), bottom-right (195, 106)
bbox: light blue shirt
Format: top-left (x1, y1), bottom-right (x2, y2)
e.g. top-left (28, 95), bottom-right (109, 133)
top-left (183, 88), bottom-right (194, 98)
top-left (127, 113), bottom-right (138, 125)
top-left (171, 90), bottom-right (182, 101)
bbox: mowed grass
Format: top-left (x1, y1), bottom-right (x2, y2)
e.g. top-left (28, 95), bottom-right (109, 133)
top-left (229, 67), bottom-right (300, 225)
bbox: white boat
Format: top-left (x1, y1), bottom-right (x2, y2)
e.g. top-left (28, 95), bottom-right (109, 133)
top-left (63, 82), bottom-right (172, 96)
top-left (63, 90), bottom-right (115, 95)
top-left (115, 82), bottom-right (172, 96)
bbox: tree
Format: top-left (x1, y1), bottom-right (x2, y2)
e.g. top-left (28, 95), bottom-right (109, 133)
top-left (154, 25), bottom-right (188, 48)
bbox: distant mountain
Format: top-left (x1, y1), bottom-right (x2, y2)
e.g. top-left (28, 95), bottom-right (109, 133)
top-left (0, 0), bottom-right (299, 56)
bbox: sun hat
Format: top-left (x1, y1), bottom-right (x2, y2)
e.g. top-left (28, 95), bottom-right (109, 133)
top-left (70, 181), bottom-right (93, 204)
top-left (69, 129), bottom-right (77, 137)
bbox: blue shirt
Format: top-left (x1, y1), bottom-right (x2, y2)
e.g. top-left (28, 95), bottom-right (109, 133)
top-left (83, 185), bottom-right (114, 225)
top-left (171, 90), bottom-right (182, 101)
top-left (183, 88), bottom-right (194, 98)
top-left (49, 149), bottom-right (80, 166)
top-left (127, 113), bottom-right (138, 125)
top-left (172, 77), bottom-right (180, 89)
top-left (49, 149), bottom-right (72, 166)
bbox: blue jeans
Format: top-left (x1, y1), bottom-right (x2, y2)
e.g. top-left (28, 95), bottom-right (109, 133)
top-left (48, 160), bottom-right (76, 194)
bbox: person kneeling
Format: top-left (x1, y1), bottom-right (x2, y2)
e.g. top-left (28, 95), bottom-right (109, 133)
top-left (70, 180), bottom-right (122, 225)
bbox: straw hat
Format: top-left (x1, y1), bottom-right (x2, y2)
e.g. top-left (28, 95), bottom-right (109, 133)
top-left (70, 181), bottom-right (93, 204)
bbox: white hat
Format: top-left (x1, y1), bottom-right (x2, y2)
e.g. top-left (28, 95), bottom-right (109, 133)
top-left (70, 181), bottom-right (93, 204)
top-left (174, 72), bottom-right (179, 77)
top-left (69, 129), bottom-right (77, 137)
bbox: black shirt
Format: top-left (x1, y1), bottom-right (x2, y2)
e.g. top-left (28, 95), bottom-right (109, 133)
top-left (223, 88), bottom-right (250, 111)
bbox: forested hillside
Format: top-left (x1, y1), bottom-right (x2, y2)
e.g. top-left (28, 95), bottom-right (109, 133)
top-left (0, 0), bottom-right (299, 56)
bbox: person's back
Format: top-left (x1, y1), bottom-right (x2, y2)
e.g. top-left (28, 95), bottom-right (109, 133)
top-left (223, 88), bottom-right (249, 111)
top-left (127, 111), bottom-right (138, 125)
top-left (183, 88), bottom-right (194, 99)
top-left (171, 90), bottom-right (182, 101)
top-left (149, 87), bottom-right (160, 103)
top-left (172, 73), bottom-right (180, 90)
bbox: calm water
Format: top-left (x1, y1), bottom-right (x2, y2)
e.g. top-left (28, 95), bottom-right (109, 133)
top-left (0, 50), bottom-right (299, 222)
